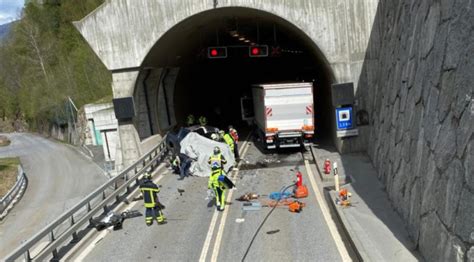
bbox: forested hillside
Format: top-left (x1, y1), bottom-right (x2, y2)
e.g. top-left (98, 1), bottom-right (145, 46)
top-left (0, 23), bottom-right (12, 39)
top-left (0, 0), bottom-right (111, 131)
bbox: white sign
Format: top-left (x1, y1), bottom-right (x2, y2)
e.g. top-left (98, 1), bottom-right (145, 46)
top-left (337, 129), bottom-right (359, 138)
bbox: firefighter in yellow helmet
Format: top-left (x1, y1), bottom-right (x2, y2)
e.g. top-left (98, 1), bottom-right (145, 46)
top-left (208, 146), bottom-right (227, 211)
top-left (186, 114), bottom-right (195, 126)
top-left (139, 172), bottom-right (166, 226)
top-left (198, 116), bottom-right (207, 126)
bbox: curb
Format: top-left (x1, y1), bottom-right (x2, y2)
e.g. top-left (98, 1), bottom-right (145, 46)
top-left (309, 145), bottom-right (367, 261)
top-left (0, 165), bottom-right (28, 220)
top-left (326, 189), bottom-right (370, 262)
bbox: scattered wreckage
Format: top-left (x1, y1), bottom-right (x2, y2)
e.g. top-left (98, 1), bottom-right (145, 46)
top-left (166, 125), bottom-right (235, 177)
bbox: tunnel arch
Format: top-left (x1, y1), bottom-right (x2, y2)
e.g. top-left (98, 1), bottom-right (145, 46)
top-left (134, 7), bottom-right (336, 143)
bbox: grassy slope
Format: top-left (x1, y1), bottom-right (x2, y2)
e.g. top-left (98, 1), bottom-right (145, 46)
top-left (0, 157), bottom-right (21, 198)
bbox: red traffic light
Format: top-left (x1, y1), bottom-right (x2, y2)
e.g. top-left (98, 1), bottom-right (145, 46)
top-left (251, 47), bottom-right (260, 55)
top-left (249, 45), bottom-right (268, 57)
top-left (208, 47), bottom-right (227, 58)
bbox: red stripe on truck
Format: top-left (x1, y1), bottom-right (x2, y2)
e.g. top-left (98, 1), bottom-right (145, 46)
top-left (266, 106), bottom-right (273, 117)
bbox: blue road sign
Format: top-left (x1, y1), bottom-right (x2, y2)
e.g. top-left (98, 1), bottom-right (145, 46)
top-left (336, 107), bottom-right (353, 130)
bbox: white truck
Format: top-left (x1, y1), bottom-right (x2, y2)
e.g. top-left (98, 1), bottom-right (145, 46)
top-left (242, 82), bottom-right (314, 149)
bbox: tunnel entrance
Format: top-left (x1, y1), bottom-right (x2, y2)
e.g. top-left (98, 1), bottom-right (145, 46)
top-left (140, 7), bottom-right (335, 143)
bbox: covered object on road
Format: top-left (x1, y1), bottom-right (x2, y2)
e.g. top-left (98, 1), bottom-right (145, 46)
top-left (179, 132), bottom-right (235, 177)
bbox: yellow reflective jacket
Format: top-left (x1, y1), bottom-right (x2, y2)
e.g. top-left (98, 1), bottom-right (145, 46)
top-left (223, 133), bottom-right (235, 151)
top-left (208, 153), bottom-right (227, 170)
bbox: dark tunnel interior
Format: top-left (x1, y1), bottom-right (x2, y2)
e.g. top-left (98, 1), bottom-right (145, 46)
top-left (141, 7), bottom-right (335, 141)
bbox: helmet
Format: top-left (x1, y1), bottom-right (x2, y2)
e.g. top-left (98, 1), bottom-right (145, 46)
top-left (219, 130), bottom-right (225, 135)
top-left (143, 172), bottom-right (152, 180)
top-left (213, 146), bottom-right (220, 154)
top-left (186, 114), bottom-right (195, 126)
top-left (198, 116), bottom-right (207, 126)
top-left (211, 133), bottom-right (218, 140)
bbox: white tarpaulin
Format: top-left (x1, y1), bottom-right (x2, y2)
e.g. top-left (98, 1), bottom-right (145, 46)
top-left (179, 132), bottom-right (235, 177)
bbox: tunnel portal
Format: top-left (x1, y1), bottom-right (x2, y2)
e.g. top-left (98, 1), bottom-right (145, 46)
top-left (139, 7), bottom-right (335, 141)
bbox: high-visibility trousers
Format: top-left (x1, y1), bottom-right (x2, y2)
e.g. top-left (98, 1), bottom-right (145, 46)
top-left (145, 205), bottom-right (165, 225)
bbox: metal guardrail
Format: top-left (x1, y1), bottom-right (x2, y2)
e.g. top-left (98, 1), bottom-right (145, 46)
top-left (5, 139), bottom-right (169, 261)
top-left (0, 165), bottom-right (27, 216)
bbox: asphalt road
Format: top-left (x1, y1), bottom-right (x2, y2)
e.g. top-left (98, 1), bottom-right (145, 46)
top-left (0, 133), bottom-right (107, 258)
top-left (76, 140), bottom-right (344, 261)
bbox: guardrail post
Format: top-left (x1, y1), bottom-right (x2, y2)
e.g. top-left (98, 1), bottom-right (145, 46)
top-left (70, 215), bottom-right (75, 226)
top-left (24, 250), bottom-right (31, 262)
top-left (50, 231), bottom-right (55, 242)
top-left (71, 231), bottom-right (79, 243)
top-left (52, 248), bottom-right (59, 260)
top-left (87, 202), bottom-right (91, 212)
top-left (102, 191), bottom-right (106, 200)
top-left (114, 181), bottom-right (118, 190)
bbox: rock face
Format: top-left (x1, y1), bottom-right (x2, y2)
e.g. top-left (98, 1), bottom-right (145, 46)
top-left (356, 0), bottom-right (474, 261)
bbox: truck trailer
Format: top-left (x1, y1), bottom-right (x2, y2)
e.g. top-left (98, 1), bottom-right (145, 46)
top-left (250, 82), bottom-right (314, 149)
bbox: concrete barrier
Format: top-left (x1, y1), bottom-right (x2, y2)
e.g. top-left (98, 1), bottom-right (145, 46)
top-left (0, 165), bottom-right (27, 220)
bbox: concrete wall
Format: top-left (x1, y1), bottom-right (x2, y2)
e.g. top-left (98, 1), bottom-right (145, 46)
top-left (75, 0), bottom-right (380, 164)
top-left (356, 1), bottom-right (474, 261)
top-left (74, 0), bottom-right (378, 87)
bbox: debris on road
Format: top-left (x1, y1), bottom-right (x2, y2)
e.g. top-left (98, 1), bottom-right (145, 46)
top-left (242, 202), bottom-right (262, 211)
top-left (90, 210), bottom-right (142, 231)
top-left (235, 218), bottom-right (245, 223)
top-left (205, 189), bottom-right (215, 200)
top-left (266, 229), bottom-right (280, 235)
top-left (131, 195), bottom-right (143, 202)
top-left (177, 188), bottom-right (185, 196)
top-left (236, 192), bottom-right (259, 201)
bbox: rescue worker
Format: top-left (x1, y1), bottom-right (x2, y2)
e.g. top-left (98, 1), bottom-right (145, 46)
top-left (198, 116), bottom-right (207, 126)
top-left (228, 125), bottom-right (239, 142)
top-left (186, 114), bottom-right (195, 126)
top-left (179, 153), bottom-right (193, 180)
top-left (208, 146), bottom-right (227, 211)
top-left (228, 125), bottom-right (240, 161)
top-left (171, 154), bottom-right (180, 174)
top-left (139, 172), bottom-right (166, 226)
top-left (221, 130), bottom-right (237, 159)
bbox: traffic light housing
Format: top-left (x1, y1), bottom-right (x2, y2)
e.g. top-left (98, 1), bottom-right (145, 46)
top-left (249, 45), bottom-right (268, 57)
top-left (208, 47), bottom-right (227, 58)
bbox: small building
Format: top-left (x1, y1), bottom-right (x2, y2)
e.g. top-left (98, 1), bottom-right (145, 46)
top-left (84, 103), bottom-right (118, 162)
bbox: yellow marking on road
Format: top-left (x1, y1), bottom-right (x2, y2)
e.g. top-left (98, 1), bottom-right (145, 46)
top-left (210, 139), bottom-right (251, 262)
top-left (304, 159), bottom-right (352, 262)
top-left (199, 207), bottom-right (220, 262)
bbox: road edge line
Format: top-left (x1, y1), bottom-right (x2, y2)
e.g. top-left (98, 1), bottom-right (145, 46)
top-left (304, 159), bottom-right (352, 262)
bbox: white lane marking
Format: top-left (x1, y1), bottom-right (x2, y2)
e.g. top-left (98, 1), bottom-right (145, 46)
top-left (199, 209), bottom-right (220, 262)
top-left (304, 159), bottom-right (352, 262)
top-left (210, 140), bottom-right (251, 262)
top-left (72, 170), bottom-right (166, 262)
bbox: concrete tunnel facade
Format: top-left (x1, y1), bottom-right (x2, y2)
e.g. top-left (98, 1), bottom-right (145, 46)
top-left (74, 0), bottom-right (379, 171)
